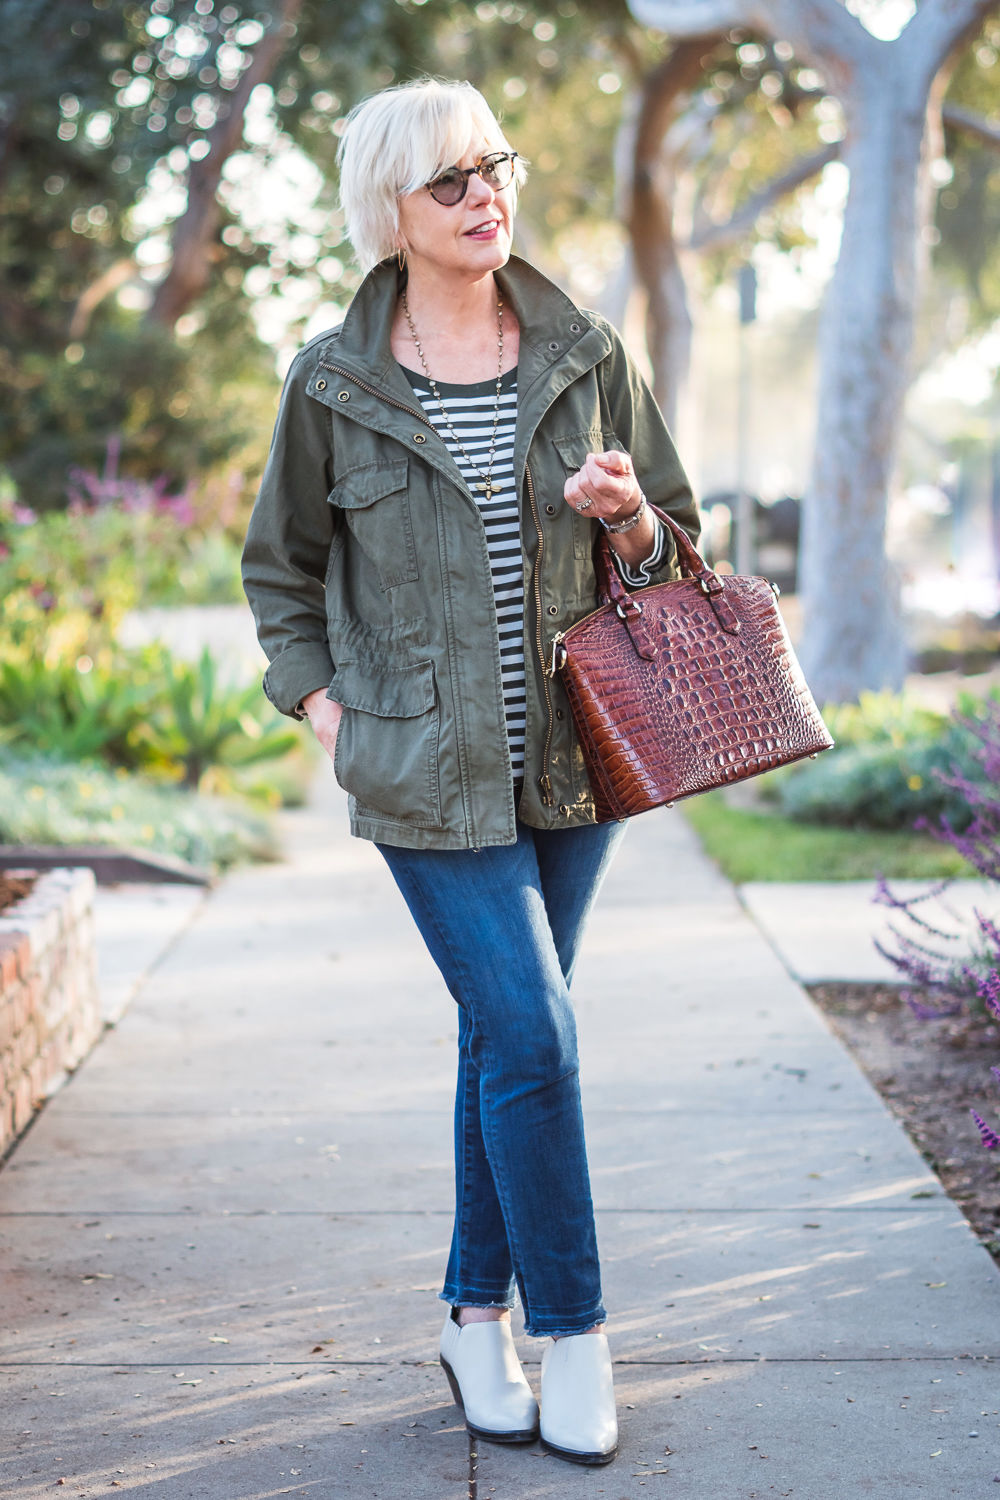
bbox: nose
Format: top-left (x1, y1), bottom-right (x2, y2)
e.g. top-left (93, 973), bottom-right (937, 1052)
top-left (466, 169), bottom-right (495, 207)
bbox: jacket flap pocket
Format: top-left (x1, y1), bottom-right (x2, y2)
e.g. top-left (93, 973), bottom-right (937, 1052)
top-left (331, 659), bottom-right (434, 718)
top-left (551, 431), bottom-right (623, 471)
top-left (329, 459), bottom-right (409, 511)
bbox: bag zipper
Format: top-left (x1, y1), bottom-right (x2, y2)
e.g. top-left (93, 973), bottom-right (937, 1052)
top-left (525, 464), bottom-right (555, 806)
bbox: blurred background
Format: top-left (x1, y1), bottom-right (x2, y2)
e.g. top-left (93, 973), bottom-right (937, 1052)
top-left (1, 0), bottom-right (998, 881)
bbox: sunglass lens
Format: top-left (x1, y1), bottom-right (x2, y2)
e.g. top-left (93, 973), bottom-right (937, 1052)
top-left (481, 154), bottom-right (511, 189)
top-left (430, 170), bottom-right (465, 205)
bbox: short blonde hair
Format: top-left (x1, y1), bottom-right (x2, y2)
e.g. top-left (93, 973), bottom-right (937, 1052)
top-left (337, 78), bottom-right (526, 273)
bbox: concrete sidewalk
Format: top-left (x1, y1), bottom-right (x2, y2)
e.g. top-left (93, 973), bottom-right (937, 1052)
top-left (2, 775), bottom-right (999, 1498)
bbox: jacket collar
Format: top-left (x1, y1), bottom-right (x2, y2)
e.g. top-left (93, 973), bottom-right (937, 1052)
top-left (314, 253), bottom-right (611, 398)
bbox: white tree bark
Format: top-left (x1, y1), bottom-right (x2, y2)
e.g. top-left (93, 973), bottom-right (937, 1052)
top-left (628, 0), bottom-right (994, 703)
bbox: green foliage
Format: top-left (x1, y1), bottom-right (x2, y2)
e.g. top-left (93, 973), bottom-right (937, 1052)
top-left (0, 753), bottom-right (277, 870)
top-left (764, 692), bottom-right (995, 832)
top-left (0, 1), bottom-right (275, 507)
top-left (0, 641), bottom-right (301, 791)
top-left (937, 18), bottom-right (1000, 332)
top-left (0, 483), bottom-right (245, 660)
top-left (683, 793), bottom-right (974, 884)
top-left (155, 647), bottom-right (299, 788)
top-left (0, 654), bottom-right (152, 765)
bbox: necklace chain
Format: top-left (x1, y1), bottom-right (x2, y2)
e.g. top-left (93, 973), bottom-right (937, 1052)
top-left (401, 290), bottom-right (505, 502)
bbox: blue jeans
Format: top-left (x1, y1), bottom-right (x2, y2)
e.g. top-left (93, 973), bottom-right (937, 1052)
top-left (377, 818), bottom-right (626, 1338)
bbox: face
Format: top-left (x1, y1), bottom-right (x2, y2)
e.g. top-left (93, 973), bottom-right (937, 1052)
top-left (396, 142), bottom-right (515, 282)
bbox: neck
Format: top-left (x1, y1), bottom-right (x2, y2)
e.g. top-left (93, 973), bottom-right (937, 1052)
top-left (402, 263), bottom-right (499, 337)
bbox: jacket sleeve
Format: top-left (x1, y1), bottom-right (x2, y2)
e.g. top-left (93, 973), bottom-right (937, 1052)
top-left (594, 316), bottom-right (700, 585)
top-left (241, 350), bottom-right (338, 718)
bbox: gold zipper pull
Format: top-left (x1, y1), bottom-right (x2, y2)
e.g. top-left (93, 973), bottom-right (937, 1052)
top-left (538, 773), bottom-right (554, 806)
top-left (546, 632), bottom-right (566, 677)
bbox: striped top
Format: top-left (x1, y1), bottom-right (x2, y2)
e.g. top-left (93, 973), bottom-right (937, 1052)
top-left (400, 363), bottom-right (667, 785)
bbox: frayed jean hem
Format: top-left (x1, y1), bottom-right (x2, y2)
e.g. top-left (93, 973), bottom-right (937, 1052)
top-left (439, 1289), bottom-right (516, 1311)
top-left (522, 1304), bottom-right (607, 1340)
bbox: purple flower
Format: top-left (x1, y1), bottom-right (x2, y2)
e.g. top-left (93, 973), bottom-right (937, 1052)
top-left (905, 993), bottom-right (962, 1020)
top-left (970, 1109), bottom-right (1000, 1150)
top-left (979, 971), bottom-right (1000, 1023)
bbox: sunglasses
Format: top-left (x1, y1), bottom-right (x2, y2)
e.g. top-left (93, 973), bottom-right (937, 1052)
top-left (425, 151), bottom-right (519, 206)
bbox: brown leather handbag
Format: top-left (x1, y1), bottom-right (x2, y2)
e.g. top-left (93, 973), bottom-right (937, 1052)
top-left (553, 506), bottom-right (834, 823)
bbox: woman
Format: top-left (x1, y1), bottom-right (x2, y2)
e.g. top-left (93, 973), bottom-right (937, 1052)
top-left (242, 78), bottom-right (698, 1467)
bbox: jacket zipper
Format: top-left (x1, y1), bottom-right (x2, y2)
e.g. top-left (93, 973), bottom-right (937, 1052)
top-left (525, 464), bottom-right (556, 807)
top-left (318, 362), bottom-right (437, 432)
top-left (324, 357), bottom-right (528, 821)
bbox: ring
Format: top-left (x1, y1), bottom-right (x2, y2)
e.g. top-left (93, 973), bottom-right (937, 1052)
top-left (575, 496), bottom-right (594, 512)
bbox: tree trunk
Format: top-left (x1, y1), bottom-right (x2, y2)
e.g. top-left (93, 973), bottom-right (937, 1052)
top-left (797, 63), bottom-right (933, 703)
top-left (627, 39), bottom-right (718, 432)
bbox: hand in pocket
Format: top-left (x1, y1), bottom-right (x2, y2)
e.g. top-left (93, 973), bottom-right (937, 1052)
top-left (301, 688), bottom-right (343, 763)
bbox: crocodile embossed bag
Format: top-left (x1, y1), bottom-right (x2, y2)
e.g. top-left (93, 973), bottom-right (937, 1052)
top-left (553, 505), bottom-right (834, 823)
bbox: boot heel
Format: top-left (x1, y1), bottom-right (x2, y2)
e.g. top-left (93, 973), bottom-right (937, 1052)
top-left (438, 1320), bottom-right (539, 1443)
top-left (439, 1354), bottom-right (465, 1411)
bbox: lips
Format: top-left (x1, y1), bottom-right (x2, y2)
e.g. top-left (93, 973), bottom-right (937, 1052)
top-left (465, 220), bottom-right (501, 238)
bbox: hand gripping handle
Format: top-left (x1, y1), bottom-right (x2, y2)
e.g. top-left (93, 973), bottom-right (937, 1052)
top-left (594, 503), bottom-right (742, 638)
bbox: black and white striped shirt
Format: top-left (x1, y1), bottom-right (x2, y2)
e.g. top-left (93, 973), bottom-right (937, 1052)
top-left (401, 364), bottom-right (665, 783)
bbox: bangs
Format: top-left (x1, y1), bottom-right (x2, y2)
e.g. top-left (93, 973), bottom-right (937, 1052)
top-left (395, 90), bottom-right (511, 197)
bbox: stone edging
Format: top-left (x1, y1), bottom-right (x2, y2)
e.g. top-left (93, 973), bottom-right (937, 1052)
top-left (0, 868), bottom-right (100, 1156)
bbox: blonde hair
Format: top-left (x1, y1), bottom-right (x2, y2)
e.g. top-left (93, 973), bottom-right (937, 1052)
top-left (337, 78), bottom-right (526, 273)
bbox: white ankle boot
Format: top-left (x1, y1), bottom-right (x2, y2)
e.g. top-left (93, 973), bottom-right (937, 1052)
top-left (439, 1312), bottom-right (539, 1443)
top-left (539, 1332), bottom-right (619, 1465)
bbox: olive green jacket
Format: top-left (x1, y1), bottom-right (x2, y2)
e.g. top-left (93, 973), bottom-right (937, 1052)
top-left (242, 255), bottom-right (699, 850)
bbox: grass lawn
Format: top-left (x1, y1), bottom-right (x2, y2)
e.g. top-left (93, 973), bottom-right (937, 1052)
top-left (681, 790), bottom-right (976, 883)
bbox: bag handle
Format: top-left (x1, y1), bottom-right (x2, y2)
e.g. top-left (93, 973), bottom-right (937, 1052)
top-left (594, 503), bottom-right (742, 638)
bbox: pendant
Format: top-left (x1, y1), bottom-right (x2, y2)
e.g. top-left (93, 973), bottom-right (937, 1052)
top-left (481, 482), bottom-right (493, 499)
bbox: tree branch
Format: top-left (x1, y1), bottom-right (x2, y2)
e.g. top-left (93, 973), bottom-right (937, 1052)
top-left (627, 0), bottom-right (743, 30)
top-left (628, 0), bottom-right (875, 79)
top-left (687, 141), bottom-right (841, 250)
top-left (943, 102), bottom-right (1000, 152)
top-left (147, 0), bottom-right (302, 329)
top-left (903, 0), bottom-right (997, 75)
top-left (69, 258), bottom-right (137, 339)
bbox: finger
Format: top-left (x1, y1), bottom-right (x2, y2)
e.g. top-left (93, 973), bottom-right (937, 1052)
top-left (564, 471), bottom-right (593, 504)
top-left (593, 449), bottom-right (632, 477)
top-left (584, 452), bottom-right (629, 496)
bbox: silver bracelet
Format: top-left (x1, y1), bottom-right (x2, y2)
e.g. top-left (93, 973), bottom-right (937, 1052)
top-left (599, 492), bottom-right (647, 534)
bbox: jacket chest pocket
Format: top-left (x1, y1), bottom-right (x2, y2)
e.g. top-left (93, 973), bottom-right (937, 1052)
top-left (331, 658), bottom-right (442, 829)
top-left (328, 459), bottom-right (418, 590)
top-left (551, 429), bottom-right (624, 561)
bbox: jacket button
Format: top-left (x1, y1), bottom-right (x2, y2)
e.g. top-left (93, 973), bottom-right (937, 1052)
top-left (558, 803), bottom-right (569, 815)
top-left (337, 390), bottom-right (350, 402)
top-left (414, 433), bottom-right (426, 443)
top-left (316, 378), bottom-right (327, 390)
top-left (548, 341), bottom-right (559, 352)
top-left (556, 708), bottom-right (564, 720)
top-left (545, 504), bottom-right (556, 515)
top-left (569, 321), bottom-right (581, 334)
top-left (547, 605), bottom-right (558, 616)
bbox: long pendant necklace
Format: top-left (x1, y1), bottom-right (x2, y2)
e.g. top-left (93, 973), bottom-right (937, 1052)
top-left (401, 289), bottom-right (505, 502)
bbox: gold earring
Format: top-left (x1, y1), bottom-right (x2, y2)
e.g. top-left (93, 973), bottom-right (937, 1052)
top-left (397, 247), bottom-right (406, 270)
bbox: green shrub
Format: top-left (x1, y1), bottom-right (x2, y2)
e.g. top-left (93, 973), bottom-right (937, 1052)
top-left (153, 648), bottom-right (300, 788)
top-left (0, 755), bottom-right (277, 869)
top-left (766, 691), bottom-right (993, 831)
top-left (0, 643), bottom-right (301, 792)
top-left (0, 483), bottom-right (245, 662)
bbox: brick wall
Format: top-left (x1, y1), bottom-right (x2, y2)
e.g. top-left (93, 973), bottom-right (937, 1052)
top-left (0, 868), bottom-right (100, 1156)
